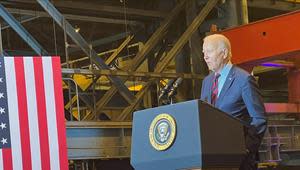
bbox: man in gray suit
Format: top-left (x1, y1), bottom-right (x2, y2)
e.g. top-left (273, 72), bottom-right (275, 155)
top-left (200, 34), bottom-right (267, 170)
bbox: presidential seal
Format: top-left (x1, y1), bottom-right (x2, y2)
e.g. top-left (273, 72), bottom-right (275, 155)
top-left (149, 113), bottom-right (176, 151)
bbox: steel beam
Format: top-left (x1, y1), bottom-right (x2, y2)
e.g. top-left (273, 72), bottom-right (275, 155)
top-left (0, 5), bottom-right (93, 119)
top-left (248, 0), bottom-right (300, 11)
top-left (0, 4), bottom-right (48, 55)
top-left (221, 10), bottom-right (300, 65)
top-left (117, 0), bottom-right (220, 121)
top-left (223, 0), bottom-right (245, 27)
top-left (37, 0), bottom-right (136, 104)
top-left (128, 0), bottom-right (187, 73)
top-left (66, 121), bottom-right (131, 160)
top-left (84, 0), bottom-right (188, 120)
top-left (63, 80), bottom-right (94, 110)
top-left (264, 103), bottom-right (300, 114)
top-left (1, 0), bottom-right (166, 18)
top-left (117, 82), bottom-right (154, 121)
top-left (1, 15), bottom-right (39, 30)
top-left (52, 1), bottom-right (167, 19)
top-left (66, 121), bottom-right (132, 128)
top-left (288, 69), bottom-right (300, 103)
top-left (68, 32), bottom-right (130, 54)
top-left (155, 0), bottom-right (219, 73)
top-left (6, 8), bottom-right (142, 26)
top-left (62, 68), bottom-right (204, 79)
top-left (185, 0), bottom-right (208, 98)
top-left (83, 35), bottom-right (135, 93)
top-left (64, 35), bottom-right (134, 116)
top-left (105, 35), bottom-right (134, 65)
top-left (62, 42), bottom-right (140, 67)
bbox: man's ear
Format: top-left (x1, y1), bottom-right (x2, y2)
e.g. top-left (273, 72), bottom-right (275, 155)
top-left (222, 48), bottom-right (228, 59)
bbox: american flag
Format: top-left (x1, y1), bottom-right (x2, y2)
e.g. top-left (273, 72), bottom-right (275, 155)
top-left (0, 56), bottom-right (68, 170)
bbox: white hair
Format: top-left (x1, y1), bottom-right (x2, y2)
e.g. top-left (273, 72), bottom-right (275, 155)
top-left (203, 34), bottom-right (232, 59)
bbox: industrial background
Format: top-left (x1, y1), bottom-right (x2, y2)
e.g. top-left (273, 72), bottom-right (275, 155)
top-left (1, 0), bottom-right (300, 169)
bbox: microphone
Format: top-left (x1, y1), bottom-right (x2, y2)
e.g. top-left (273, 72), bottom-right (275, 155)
top-left (158, 79), bottom-right (175, 101)
top-left (167, 77), bottom-right (183, 98)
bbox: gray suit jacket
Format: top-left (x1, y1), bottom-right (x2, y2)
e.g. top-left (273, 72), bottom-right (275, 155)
top-left (200, 66), bottom-right (267, 135)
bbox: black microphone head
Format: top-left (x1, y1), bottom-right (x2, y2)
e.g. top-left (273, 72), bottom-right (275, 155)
top-left (173, 77), bottom-right (183, 87)
top-left (165, 79), bottom-right (175, 88)
top-left (158, 79), bottom-right (175, 100)
top-left (167, 77), bottom-right (183, 98)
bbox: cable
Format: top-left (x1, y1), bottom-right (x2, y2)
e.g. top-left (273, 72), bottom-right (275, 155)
top-left (122, 0), bottom-right (130, 57)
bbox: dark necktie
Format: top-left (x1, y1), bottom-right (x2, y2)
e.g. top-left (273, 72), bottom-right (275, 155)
top-left (211, 73), bottom-right (220, 106)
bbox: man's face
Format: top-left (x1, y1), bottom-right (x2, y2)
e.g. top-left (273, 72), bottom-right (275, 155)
top-left (202, 40), bottom-right (226, 73)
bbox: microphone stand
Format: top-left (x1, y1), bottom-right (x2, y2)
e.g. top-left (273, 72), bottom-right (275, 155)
top-left (167, 78), bottom-right (182, 104)
top-left (158, 77), bottom-right (182, 105)
top-left (168, 88), bottom-right (176, 105)
top-left (160, 95), bottom-right (171, 105)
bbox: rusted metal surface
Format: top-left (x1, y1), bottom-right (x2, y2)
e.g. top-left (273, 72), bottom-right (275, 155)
top-left (220, 10), bottom-right (300, 65)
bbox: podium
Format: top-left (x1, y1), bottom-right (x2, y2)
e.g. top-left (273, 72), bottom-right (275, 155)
top-left (131, 100), bottom-right (245, 170)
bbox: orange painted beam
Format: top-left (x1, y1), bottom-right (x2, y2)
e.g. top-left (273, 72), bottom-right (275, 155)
top-left (264, 103), bottom-right (300, 114)
top-left (220, 10), bottom-right (300, 65)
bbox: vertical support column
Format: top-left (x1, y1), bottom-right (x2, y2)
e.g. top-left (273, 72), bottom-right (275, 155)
top-left (186, 0), bottom-right (208, 98)
top-left (288, 69), bottom-right (300, 103)
top-left (62, 18), bottom-right (74, 120)
top-left (172, 8), bottom-right (191, 102)
top-left (266, 126), bottom-right (282, 162)
top-left (240, 0), bottom-right (249, 24)
top-left (221, 0), bottom-right (248, 28)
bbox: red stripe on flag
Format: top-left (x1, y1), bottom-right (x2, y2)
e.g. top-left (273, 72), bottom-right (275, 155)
top-left (14, 57), bottom-right (32, 170)
top-left (33, 57), bottom-right (51, 170)
top-left (51, 57), bottom-right (68, 170)
top-left (3, 148), bottom-right (13, 170)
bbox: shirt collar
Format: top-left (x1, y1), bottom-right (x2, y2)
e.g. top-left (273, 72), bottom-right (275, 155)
top-left (217, 61), bottom-right (232, 77)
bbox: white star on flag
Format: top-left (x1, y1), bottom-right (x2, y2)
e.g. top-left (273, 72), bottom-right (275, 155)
top-left (0, 122), bottom-right (6, 129)
top-left (0, 107), bottom-right (5, 114)
top-left (0, 77), bottom-right (3, 83)
top-left (1, 138), bottom-right (7, 145)
top-left (0, 93), bottom-right (4, 98)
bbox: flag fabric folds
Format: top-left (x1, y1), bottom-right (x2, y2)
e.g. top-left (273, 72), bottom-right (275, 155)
top-left (0, 56), bottom-right (68, 170)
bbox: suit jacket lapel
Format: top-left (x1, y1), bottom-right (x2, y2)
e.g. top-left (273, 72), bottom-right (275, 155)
top-left (216, 66), bottom-right (235, 107)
